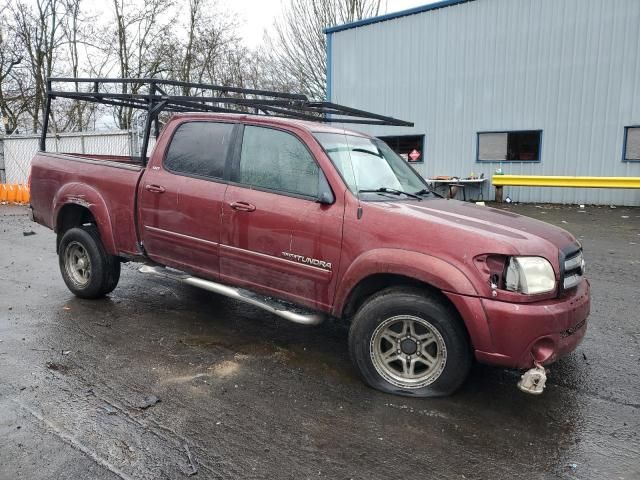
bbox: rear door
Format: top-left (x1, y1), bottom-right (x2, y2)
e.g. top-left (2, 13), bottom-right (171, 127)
top-left (220, 124), bottom-right (344, 310)
top-left (138, 120), bottom-right (237, 279)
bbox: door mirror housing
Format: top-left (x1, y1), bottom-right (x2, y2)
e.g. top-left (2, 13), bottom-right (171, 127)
top-left (317, 171), bottom-right (335, 205)
top-left (318, 191), bottom-right (334, 204)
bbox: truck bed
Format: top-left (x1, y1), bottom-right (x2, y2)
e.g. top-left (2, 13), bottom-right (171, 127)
top-left (58, 153), bottom-right (143, 165)
top-left (30, 152), bottom-right (145, 257)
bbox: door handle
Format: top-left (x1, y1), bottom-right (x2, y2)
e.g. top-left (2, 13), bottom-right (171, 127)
top-left (145, 184), bottom-right (166, 193)
top-left (230, 201), bottom-right (256, 212)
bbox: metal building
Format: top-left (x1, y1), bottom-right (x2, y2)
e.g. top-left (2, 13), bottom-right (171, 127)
top-left (326, 0), bottom-right (640, 205)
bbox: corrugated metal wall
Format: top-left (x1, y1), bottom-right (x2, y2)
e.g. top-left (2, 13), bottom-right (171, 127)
top-left (329, 0), bottom-right (640, 205)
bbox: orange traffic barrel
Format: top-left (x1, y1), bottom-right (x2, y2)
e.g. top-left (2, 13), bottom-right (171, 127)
top-left (16, 185), bottom-right (26, 203)
top-left (6, 185), bottom-right (17, 203)
top-left (0, 184), bottom-right (31, 203)
top-left (21, 185), bottom-right (31, 204)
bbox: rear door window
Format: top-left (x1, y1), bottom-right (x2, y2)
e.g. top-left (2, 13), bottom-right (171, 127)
top-left (238, 125), bottom-right (319, 198)
top-left (164, 122), bottom-right (234, 179)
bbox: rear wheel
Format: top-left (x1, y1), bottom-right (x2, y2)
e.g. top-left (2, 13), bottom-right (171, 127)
top-left (349, 287), bottom-right (471, 397)
top-left (58, 226), bottom-right (120, 299)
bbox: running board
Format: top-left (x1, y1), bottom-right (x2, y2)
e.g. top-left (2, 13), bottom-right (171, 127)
top-left (138, 265), bottom-right (325, 326)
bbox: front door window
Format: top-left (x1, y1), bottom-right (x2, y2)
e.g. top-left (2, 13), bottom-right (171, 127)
top-left (238, 125), bottom-right (319, 198)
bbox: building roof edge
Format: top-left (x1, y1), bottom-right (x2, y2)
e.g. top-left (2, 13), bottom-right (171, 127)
top-left (324, 0), bottom-right (476, 34)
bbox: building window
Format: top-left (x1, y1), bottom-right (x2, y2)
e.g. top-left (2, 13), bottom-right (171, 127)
top-left (623, 127), bottom-right (640, 162)
top-left (377, 135), bottom-right (425, 163)
top-left (477, 131), bottom-right (542, 162)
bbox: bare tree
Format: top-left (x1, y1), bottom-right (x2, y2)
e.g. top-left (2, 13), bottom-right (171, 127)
top-left (59, 0), bottom-right (88, 131)
top-left (264, 0), bottom-right (384, 99)
top-left (0, 8), bottom-right (25, 134)
top-left (3, 0), bottom-right (317, 134)
top-left (178, 0), bottom-right (201, 95)
top-left (10, 0), bottom-right (65, 132)
top-left (169, 0), bottom-right (241, 90)
top-left (2, 0), bottom-right (110, 134)
top-left (110, 0), bottom-right (174, 129)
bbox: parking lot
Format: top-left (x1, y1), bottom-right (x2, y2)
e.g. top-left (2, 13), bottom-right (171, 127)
top-left (0, 202), bottom-right (638, 479)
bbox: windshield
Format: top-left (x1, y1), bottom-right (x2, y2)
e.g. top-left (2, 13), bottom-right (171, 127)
top-left (314, 132), bottom-right (428, 199)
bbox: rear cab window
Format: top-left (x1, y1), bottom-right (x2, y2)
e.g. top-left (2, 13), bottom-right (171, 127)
top-left (237, 125), bottom-right (319, 199)
top-left (164, 122), bottom-right (235, 179)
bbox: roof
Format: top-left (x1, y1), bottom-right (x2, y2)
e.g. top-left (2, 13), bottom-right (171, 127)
top-left (172, 112), bottom-right (369, 137)
top-left (323, 0), bottom-right (476, 34)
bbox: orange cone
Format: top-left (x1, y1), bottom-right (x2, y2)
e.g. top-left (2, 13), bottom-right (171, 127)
top-left (0, 184), bottom-right (7, 202)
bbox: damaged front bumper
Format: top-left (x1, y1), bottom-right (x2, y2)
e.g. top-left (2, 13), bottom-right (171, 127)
top-left (474, 279), bottom-right (590, 369)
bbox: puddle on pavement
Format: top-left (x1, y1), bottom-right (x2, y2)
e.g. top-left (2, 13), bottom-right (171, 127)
top-left (179, 330), bottom-right (356, 384)
top-left (180, 336), bottom-right (292, 358)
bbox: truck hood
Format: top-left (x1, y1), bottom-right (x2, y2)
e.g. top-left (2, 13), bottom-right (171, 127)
top-left (376, 198), bottom-right (577, 254)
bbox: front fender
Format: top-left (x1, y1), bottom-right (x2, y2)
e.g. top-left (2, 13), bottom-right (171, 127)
top-left (333, 249), bottom-right (495, 352)
top-left (52, 182), bottom-right (117, 254)
top-left (333, 248), bottom-right (479, 316)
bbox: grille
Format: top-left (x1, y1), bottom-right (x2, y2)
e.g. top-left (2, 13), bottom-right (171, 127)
top-left (563, 249), bottom-right (585, 290)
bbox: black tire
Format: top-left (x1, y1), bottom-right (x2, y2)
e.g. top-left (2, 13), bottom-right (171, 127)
top-left (58, 226), bottom-right (121, 299)
top-left (348, 287), bottom-right (471, 397)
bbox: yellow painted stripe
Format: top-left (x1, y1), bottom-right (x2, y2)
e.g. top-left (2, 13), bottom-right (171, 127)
top-left (492, 175), bottom-right (640, 189)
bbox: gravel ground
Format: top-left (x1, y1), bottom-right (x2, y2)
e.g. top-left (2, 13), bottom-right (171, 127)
top-left (0, 202), bottom-right (638, 479)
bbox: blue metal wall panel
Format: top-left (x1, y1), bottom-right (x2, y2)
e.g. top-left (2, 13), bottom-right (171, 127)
top-left (329, 0), bottom-right (640, 205)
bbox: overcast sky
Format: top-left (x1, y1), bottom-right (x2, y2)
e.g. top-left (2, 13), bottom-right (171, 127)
top-left (224, 0), bottom-right (438, 48)
top-left (77, 0), bottom-right (437, 48)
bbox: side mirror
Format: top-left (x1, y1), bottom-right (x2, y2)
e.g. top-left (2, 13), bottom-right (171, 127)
top-left (318, 191), bottom-right (334, 204)
top-left (317, 171), bottom-right (335, 205)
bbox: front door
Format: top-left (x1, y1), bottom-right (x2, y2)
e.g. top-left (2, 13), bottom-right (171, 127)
top-left (220, 124), bottom-right (344, 310)
top-left (138, 120), bottom-right (236, 279)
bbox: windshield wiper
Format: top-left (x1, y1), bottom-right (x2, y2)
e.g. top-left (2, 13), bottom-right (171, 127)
top-left (414, 187), bottom-right (443, 198)
top-left (414, 188), bottom-right (434, 197)
top-left (358, 187), bottom-right (423, 201)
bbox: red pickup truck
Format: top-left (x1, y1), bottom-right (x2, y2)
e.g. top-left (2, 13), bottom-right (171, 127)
top-left (29, 112), bottom-right (590, 397)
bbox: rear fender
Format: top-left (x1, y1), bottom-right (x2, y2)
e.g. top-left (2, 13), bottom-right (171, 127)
top-left (52, 183), bottom-right (117, 254)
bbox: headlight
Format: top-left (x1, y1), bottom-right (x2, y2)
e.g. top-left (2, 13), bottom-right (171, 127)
top-left (505, 256), bottom-right (556, 294)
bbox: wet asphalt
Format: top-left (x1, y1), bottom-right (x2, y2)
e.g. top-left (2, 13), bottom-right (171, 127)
top-left (0, 202), bottom-right (638, 480)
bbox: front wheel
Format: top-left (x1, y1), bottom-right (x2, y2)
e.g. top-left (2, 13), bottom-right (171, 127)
top-left (58, 226), bottom-right (121, 299)
top-left (349, 287), bottom-right (471, 397)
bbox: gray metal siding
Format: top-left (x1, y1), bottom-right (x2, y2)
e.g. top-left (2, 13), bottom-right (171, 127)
top-left (330, 0), bottom-right (640, 205)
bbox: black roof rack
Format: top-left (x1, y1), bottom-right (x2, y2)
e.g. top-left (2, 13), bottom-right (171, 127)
top-left (41, 77), bottom-right (414, 164)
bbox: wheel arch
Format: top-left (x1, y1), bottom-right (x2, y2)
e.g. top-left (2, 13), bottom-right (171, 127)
top-left (53, 183), bottom-right (117, 254)
top-left (55, 203), bottom-right (97, 252)
top-left (334, 249), bottom-right (496, 353)
top-left (340, 273), bottom-right (456, 320)
top-left (334, 249), bottom-right (478, 318)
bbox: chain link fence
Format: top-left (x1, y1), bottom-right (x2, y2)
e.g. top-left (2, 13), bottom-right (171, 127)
top-left (0, 130), bottom-right (156, 184)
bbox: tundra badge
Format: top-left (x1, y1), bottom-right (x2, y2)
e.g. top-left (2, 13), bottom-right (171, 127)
top-left (282, 252), bottom-right (332, 270)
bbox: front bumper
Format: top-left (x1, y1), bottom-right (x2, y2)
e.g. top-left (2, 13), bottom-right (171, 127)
top-left (466, 280), bottom-right (590, 369)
